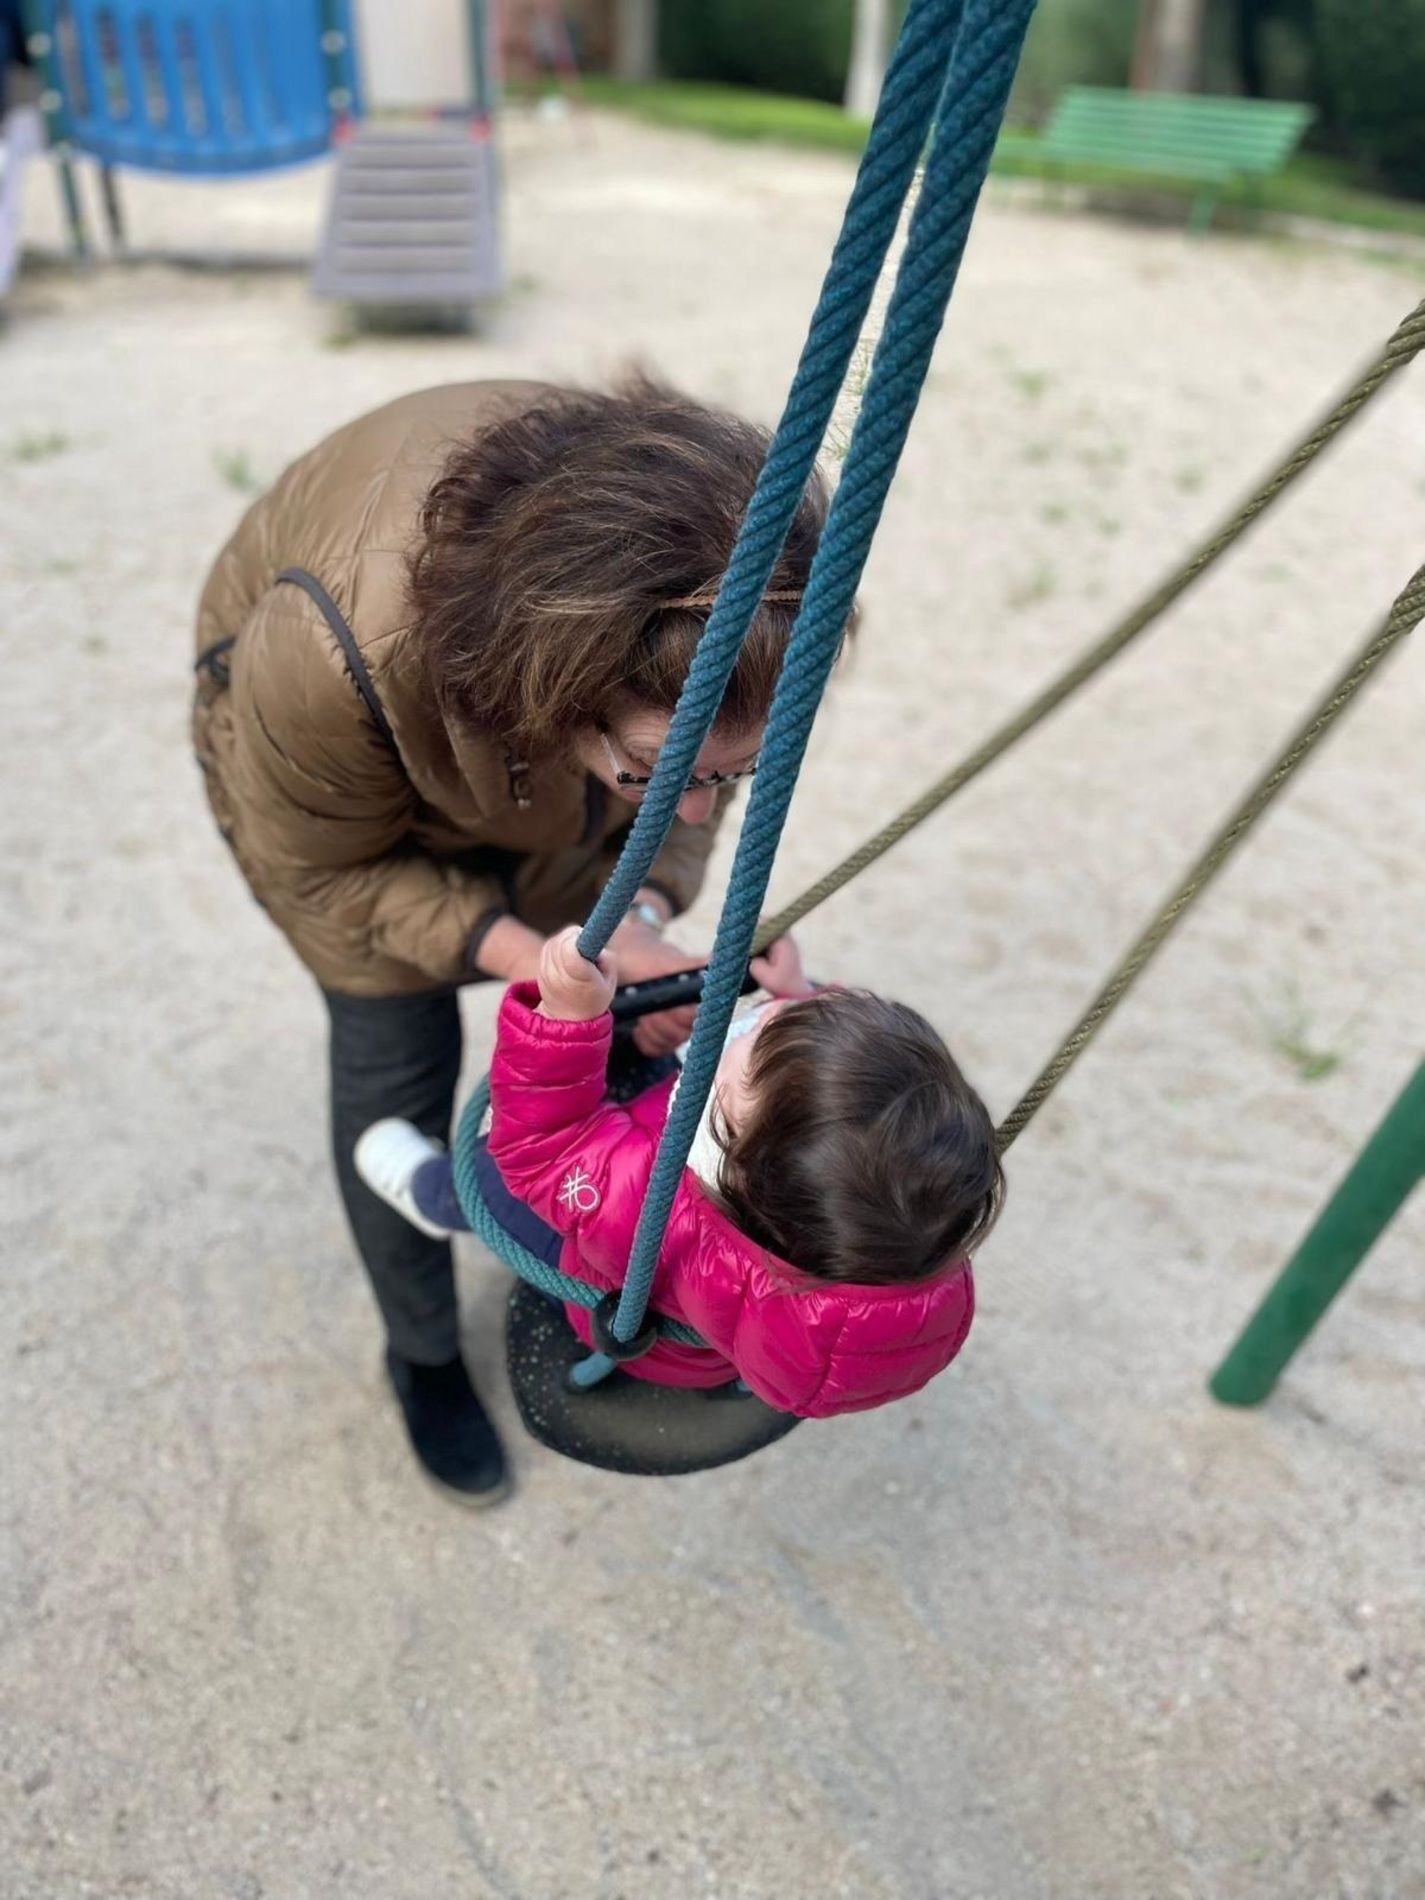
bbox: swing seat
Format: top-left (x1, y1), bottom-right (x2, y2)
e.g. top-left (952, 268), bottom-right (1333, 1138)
top-left (504, 1282), bottom-right (800, 1476)
top-left (36, 0), bottom-right (362, 176)
top-left (457, 1070), bottom-right (800, 1474)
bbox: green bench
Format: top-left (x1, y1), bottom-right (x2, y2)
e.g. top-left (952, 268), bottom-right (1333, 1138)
top-left (1010, 86), bottom-right (1315, 233)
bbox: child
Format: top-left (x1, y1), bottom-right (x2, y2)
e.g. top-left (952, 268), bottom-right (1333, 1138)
top-left (355, 932), bottom-right (1002, 1418)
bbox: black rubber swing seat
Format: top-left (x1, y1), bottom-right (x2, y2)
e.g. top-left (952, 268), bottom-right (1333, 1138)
top-left (504, 1282), bottom-right (801, 1476)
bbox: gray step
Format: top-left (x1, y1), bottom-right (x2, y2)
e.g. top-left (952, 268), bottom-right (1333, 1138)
top-left (342, 197), bottom-right (483, 220)
top-left (329, 220), bottom-right (476, 244)
top-left (312, 125), bottom-right (503, 306)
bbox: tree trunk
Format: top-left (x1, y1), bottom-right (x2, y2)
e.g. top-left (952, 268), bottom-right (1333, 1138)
top-left (1131, 0), bottom-right (1209, 93)
top-left (844, 0), bottom-right (891, 119)
top-left (613, 0), bottom-right (657, 82)
top-left (1234, 0), bottom-right (1267, 97)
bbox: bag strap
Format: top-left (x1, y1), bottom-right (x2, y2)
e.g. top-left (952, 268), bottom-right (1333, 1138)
top-left (194, 635), bottom-right (236, 685)
top-left (276, 567), bottom-right (400, 758)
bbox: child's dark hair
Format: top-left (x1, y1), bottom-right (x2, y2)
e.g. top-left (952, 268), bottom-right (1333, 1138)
top-left (715, 991), bottom-right (1003, 1285)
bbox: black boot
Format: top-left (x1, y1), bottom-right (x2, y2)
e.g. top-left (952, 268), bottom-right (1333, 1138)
top-left (384, 1349), bottom-right (509, 1506)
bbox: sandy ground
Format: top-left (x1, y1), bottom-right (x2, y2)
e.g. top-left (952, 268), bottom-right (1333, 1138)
top-left (3, 110), bottom-right (1424, 1900)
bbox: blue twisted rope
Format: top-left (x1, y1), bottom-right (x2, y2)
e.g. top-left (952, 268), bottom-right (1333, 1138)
top-left (578, 0), bottom-right (967, 957)
top-left (451, 0), bottom-right (967, 1338)
top-left (452, 0), bottom-right (1037, 1379)
top-left (606, 0), bottom-right (1039, 1358)
top-left (448, 1079), bottom-right (709, 1348)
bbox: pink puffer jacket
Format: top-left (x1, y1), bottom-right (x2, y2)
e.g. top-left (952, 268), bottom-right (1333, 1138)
top-left (487, 986), bottom-right (975, 1419)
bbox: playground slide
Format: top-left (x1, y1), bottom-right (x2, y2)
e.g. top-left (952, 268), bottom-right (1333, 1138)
top-left (0, 103), bottom-right (41, 296)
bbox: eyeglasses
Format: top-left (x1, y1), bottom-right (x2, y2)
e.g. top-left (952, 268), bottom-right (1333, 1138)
top-left (599, 729), bottom-right (759, 797)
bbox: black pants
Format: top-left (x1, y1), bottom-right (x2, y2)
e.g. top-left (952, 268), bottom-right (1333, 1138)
top-left (325, 986), bottom-right (465, 1364)
top-left (323, 986), bottom-right (679, 1365)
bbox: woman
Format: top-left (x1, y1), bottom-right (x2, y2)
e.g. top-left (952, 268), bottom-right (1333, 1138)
top-left (193, 375), bottom-right (828, 1503)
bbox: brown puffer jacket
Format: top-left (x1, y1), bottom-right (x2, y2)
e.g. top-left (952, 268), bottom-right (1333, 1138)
top-left (192, 383), bottom-right (728, 997)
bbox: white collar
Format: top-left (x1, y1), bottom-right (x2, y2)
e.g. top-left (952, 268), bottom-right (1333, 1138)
top-left (669, 1001), bottom-right (770, 1195)
top-left (684, 1086), bottom-right (727, 1194)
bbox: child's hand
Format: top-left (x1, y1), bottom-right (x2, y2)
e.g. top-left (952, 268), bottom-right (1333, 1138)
top-left (537, 927), bottom-right (618, 1022)
top-left (749, 933), bottom-right (816, 999)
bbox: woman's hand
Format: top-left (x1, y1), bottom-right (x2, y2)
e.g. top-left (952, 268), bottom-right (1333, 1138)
top-left (537, 927), bottom-right (618, 1022)
top-left (749, 934), bottom-right (816, 999)
top-left (607, 916), bottom-right (707, 1056)
top-left (475, 915), bottom-right (547, 985)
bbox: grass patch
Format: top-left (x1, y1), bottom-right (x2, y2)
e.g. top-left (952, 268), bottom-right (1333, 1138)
top-left (213, 448), bottom-right (262, 495)
top-left (1009, 367), bottom-right (1051, 401)
top-left (576, 80), bottom-right (1425, 244)
top-left (7, 430), bottom-right (72, 464)
top-left (992, 136), bottom-right (1425, 242)
top-left (1257, 982), bottom-right (1346, 1083)
top-left (576, 76), bottom-right (871, 156)
top-left (1007, 562), bottom-right (1057, 611)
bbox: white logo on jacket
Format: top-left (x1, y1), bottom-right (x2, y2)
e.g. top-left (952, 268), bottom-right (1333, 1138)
top-left (558, 1166), bottom-right (600, 1213)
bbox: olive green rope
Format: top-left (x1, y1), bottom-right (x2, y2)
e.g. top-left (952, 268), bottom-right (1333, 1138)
top-left (995, 557), bottom-right (1425, 1151)
top-left (753, 296), bottom-right (1425, 956)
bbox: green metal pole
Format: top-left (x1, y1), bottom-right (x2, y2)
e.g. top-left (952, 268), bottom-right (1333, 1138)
top-left (316, 0), bottom-right (355, 131)
top-left (467, 0), bottom-right (494, 126)
top-left (20, 0), bottom-right (91, 260)
top-left (466, 0), bottom-right (501, 268)
top-left (1210, 1061), bottom-right (1425, 1407)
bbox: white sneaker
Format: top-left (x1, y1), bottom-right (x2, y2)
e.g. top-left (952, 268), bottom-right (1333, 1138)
top-left (354, 1119), bottom-right (454, 1240)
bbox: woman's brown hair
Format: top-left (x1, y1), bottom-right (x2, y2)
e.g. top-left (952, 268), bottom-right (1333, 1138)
top-left (409, 375), bottom-right (833, 753)
top-left (715, 991), bottom-right (1004, 1285)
